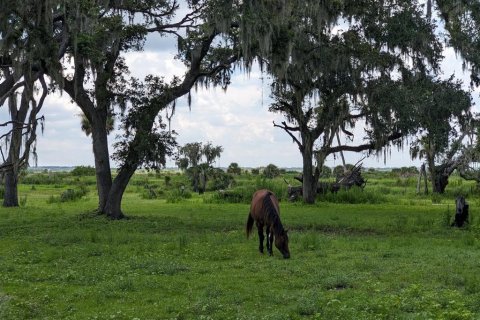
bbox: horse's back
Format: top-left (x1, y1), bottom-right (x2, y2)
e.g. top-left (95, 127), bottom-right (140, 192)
top-left (250, 189), bottom-right (280, 219)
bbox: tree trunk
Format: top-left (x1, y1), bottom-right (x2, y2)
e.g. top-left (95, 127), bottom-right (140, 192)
top-left (199, 169), bottom-right (206, 194)
top-left (90, 113), bottom-right (113, 212)
top-left (62, 77), bottom-right (113, 213)
top-left (3, 92), bottom-right (29, 207)
top-left (428, 161), bottom-right (451, 194)
top-left (302, 136), bottom-right (317, 204)
top-left (3, 169), bottom-right (18, 207)
top-left (336, 131), bottom-right (347, 173)
top-left (432, 167), bottom-right (449, 193)
top-left (103, 164), bottom-right (137, 219)
top-left (416, 163), bottom-right (428, 194)
top-left (426, 153), bottom-right (444, 194)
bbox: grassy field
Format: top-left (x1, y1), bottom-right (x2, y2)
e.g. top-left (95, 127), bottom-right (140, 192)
top-left (1, 170), bottom-right (480, 319)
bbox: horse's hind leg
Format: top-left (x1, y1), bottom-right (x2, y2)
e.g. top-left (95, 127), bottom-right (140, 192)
top-left (256, 222), bottom-right (265, 254)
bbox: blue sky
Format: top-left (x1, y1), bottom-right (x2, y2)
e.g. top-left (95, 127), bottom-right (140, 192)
top-left (2, 20), bottom-right (478, 170)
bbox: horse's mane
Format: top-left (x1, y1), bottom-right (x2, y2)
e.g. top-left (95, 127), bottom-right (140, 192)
top-left (263, 192), bottom-right (284, 235)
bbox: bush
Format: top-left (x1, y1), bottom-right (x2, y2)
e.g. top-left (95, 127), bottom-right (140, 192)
top-left (166, 189), bottom-right (192, 203)
top-left (21, 173), bottom-right (66, 185)
top-left (206, 177), bottom-right (288, 204)
top-left (209, 168), bottom-right (234, 191)
top-left (19, 195), bottom-right (28, 207)
top-left (333, 165), bottom-right (345, 179)
top-left (71, 166), bottom-right (96, 176)
top-left (263, 164), bottom-right (280, 179)
top-left (164, 176), bottom-right (171, 186)
top-left (226, 162), bottom-right (242, 175)
top-left (140, 184), bottom-right (164, 199)
top-left (206, 186), bottom-right (254, 203)
top-left (47, 186), bottom-right (88, 203)
top-left (320, 166), bottom-right (332, 178)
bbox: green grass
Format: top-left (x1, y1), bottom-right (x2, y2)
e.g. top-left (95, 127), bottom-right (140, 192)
top-left (1, 172), bottom-right (480, 319)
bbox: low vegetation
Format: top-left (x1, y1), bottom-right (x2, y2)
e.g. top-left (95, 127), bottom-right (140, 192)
top-left (0, 168), bottom-right (479, 319)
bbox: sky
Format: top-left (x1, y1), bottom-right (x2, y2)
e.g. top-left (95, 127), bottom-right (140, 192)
top-left (1, 13), bottom-right (478, 170)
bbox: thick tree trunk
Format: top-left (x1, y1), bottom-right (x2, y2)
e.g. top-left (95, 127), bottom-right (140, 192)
top-left (90, 113), bottom-right (113, 212)
top-left (3, 170), bottom-right (18, 207)
top-left (432, 168), bottom-right (449, 194)
top-left (62, 77), bottom-right (113, 213)
top-left (103, 164), bottom-right (137, 219)
top-left (429, 161), bottom-right (454, 194)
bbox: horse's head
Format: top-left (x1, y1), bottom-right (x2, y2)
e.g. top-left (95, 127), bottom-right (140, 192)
top-left (275, 229), bottom-right (290, 259)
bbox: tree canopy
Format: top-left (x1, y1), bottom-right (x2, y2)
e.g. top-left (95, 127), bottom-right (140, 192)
top-left (267, 0), bottom-right (446, 202)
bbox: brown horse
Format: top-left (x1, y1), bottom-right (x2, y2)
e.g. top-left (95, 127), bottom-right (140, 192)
top-left (246, 189), bottom-right (290, 259)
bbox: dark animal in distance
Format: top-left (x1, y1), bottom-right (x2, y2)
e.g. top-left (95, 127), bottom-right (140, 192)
top-left (246, 189), bottom-right (290, 259)
top-left (452, 196), bottom-right (469, 227)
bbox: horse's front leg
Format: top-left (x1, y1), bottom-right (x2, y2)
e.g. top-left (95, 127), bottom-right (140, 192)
top-left (256, 222), bottom-right (265, 254)
top-left (266, 226), bottom-right (273, 256)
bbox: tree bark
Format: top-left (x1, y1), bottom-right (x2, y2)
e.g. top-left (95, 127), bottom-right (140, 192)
top-left (429, 162), bottom-right (455, 194)
top-left (103, 164), bottom-right (137, 219)
top-left (3, 91), bottom-right (29, 207)
top-left (3, 169), bottom-right (18, 207)
top-left (416, 163), bottom-right (429, 194)
top-left (90, 112), bottom-right (113, 212)
top-left (63, 77), bottom-right (113, 212)
top-left (301, 135), bottom-right (317, 204)
top-left (432, 172), bottom-right (449, 194)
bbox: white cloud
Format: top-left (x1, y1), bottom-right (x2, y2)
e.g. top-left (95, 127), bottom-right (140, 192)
top-left (124, 51), bottom-right (186, 82)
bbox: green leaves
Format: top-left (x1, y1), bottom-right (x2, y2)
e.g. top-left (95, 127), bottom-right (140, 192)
top-left (437, 0), bottom-right (480, 85)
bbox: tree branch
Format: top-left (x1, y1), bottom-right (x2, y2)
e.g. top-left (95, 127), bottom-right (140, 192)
top-left (325, 132), bottom-right (403, 154)
top-left (273, 121), bottom-right (303, 150)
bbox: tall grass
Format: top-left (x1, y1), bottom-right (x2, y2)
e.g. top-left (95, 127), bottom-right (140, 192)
top-left (318, 186), bottom-right (387, 204)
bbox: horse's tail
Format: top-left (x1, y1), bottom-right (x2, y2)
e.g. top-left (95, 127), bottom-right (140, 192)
top-left (246, 213), bottom-right (254, 238)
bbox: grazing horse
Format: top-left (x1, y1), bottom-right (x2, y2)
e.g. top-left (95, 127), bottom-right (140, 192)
top-left (246, 189), bottom-right (290, 259)
top-left (452, 196), bottom-right (469, 227)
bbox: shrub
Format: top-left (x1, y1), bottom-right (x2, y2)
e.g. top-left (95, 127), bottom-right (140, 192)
top-left (209, 168), bottom-right (234, 191)
top-left (140, 184), bottom-right (164, 199)
top-left (226, 162), bottom-right (242, 175)
top-left (263, 164), bottom-right (280, 179)
top-left (166, 189), bottom-right (192, 203)
top-left (19, 195), bottom-right (28, 207)
top-left (164, 176), bottom-right (171, 187)
top-left (320, 166), bottom-right (332, 178)
top-left (207, 177), bottom-right (288, 204)
top-left (206, 186), bottom-right (254, 203)
top-left (21, 173), bottom-right (66, 185)
top-left (333, 165), bottom-right (345, 179)
top-left (71, 166), bottom-right (96, 176)
top-left (47, 186), bottom-right (88, 203)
